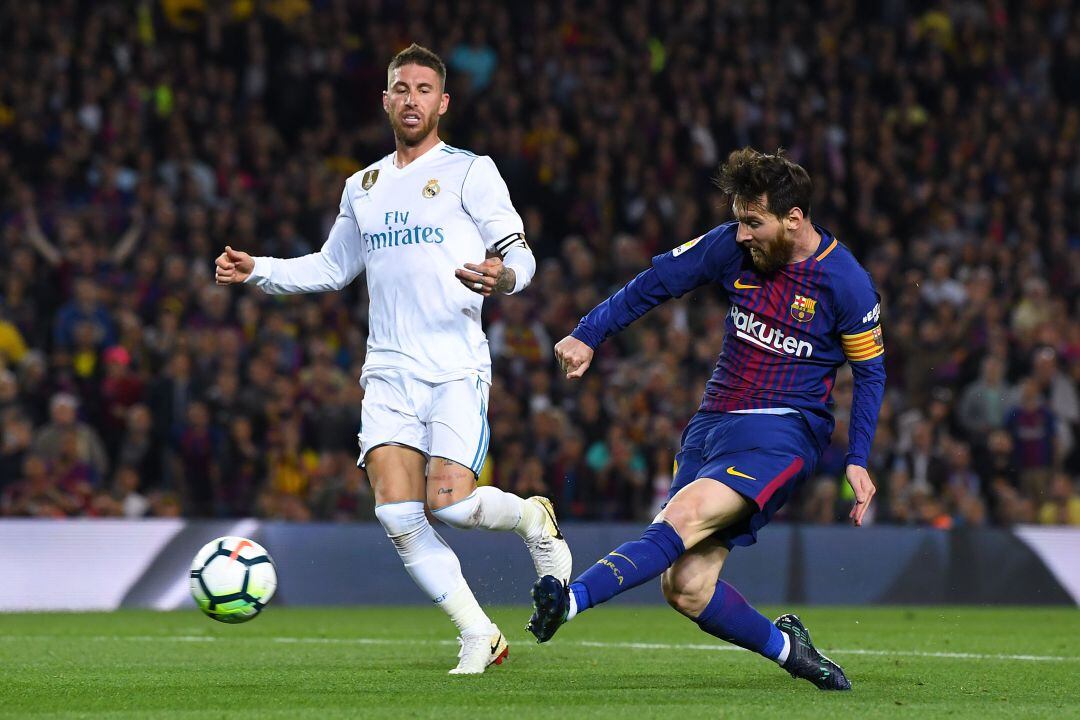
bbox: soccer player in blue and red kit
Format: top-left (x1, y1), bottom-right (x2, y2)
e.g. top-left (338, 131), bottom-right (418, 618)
top-left (527, 149), bottom-right (885, 690)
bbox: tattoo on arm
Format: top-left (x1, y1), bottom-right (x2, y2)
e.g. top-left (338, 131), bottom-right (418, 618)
top-left (437, 488), bottom-right (454, 495)
top-left (494, 265), bottom-right (516, 294)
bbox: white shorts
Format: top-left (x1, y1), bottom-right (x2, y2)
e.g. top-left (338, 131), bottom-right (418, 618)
top-left (358, 370), bottom-right (491, 476)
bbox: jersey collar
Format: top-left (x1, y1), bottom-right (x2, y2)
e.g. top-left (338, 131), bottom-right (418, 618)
top-left (388, 141), bottom-right (446, 175)
top-left (810, 225), bottom-right (838, 263)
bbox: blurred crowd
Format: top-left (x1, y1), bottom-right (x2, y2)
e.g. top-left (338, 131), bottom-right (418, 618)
top-left (1, 0), bottom-right (1079, 528)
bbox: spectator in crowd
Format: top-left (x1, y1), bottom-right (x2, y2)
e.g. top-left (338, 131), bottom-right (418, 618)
top-left (0, 410), bottom-right (34, 492)
top-left (957, 356), bottom-right (1011, 443)
top-left (1030, 347), bottom-right (1080, 464)
top-left (1006, 378), bottom-right (1058, 501)
top-left (0, 308), bottom-right (29, 367)
top-left (31, 394), bottom-right (109, 481)
top-left (2, 455), bottom-right (77, 518)
top-left (1038, 471), bottom-right (1080, 526)
top-left (894, 420), bottom-right (948, 497)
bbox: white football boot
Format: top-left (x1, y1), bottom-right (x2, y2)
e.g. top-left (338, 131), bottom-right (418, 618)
top-left (523, 496), bottom-right (573, 583)
top-left (449, 624), bottom-right (509, 675)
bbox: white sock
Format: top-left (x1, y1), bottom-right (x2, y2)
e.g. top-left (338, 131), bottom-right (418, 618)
top-left (374, 501), bottom-right (490, 635)
top-left (440, 584), bottom-right (493, 636)
top-left (565, 591), bottom-right (579, 621)
top-left (775, 631), bottom-right (791, 665)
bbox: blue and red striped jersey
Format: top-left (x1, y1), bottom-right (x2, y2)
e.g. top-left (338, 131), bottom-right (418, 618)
top-left (649, 221), bottom-right (884, 453)
top-left (572, 220), bottom-right (886, 463)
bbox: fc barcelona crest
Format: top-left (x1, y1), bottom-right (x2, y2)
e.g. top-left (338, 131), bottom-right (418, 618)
top-left (790, 294), bottom-right (817, 322)
top-left (422, 178), bottom-right (440, 198)
top-left (361, 169), bottom-right (379, 190)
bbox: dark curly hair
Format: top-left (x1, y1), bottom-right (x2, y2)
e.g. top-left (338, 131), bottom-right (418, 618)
top-left (715, 148), bottom-right (813, 219)
top-left (387, 43), bottom-right (447, 90)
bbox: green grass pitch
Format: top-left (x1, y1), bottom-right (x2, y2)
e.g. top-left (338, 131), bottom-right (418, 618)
top-left (1, 606), bottom-right (1078, 719)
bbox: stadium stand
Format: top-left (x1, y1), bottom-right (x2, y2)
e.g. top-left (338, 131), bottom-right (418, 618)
top-left (0, 0), bottom-right (1077, 526)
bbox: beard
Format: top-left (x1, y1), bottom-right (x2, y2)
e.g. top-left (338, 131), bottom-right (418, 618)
top-left (389, 110), bottom-right (440, 147)
top-left (747, 226), bottom-right (796, 274)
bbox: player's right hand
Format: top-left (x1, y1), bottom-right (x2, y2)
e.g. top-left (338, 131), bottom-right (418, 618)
top-left (845, 464), bottom-right (876, 527)
top-left (215, 246), bottom-right (255, 285)
top-left (555, 335), bottom-right (593, 380)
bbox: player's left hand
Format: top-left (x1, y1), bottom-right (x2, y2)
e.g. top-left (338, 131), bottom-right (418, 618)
top-left (455, 257), bottom-right (515, 297)
top-left (845, 464), bottom-right (876, 527)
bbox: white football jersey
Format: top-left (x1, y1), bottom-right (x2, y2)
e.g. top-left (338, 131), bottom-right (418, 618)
top-left (246, 142), bottom-right (525, 384)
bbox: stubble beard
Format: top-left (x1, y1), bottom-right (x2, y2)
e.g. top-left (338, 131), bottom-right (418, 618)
top-left (748, 226), bottom-right (796, 274)
top-left (390, 112), bottom-right (439, 147)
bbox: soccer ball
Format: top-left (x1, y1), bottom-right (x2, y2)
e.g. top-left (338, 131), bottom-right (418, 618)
top-left (190, 536), bottom-right (277, 623)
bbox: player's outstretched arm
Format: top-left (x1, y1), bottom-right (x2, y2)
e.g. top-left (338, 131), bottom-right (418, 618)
top-left (557, 265), bottom-right (675, 371)
top-left (220, 186), bottom-right (365, 295)
top-left (215, 246), bottom-right (255, 285)
top-left (555, 335), bottom-right (594, 380)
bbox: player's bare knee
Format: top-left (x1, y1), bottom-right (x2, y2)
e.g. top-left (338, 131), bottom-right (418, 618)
top-left (656, 501), bottom-right (700, 541)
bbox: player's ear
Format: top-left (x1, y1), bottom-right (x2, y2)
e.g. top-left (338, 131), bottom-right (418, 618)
top-left (439, 92), bottom-right (450, 116)
top-left (786, 206), bottom-right (803, 232)
top-left (382, 91), bottom-right (390, 115)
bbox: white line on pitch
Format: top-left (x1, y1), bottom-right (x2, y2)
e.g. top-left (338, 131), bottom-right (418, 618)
top-left (1, 634), bottom-right (1076, 663)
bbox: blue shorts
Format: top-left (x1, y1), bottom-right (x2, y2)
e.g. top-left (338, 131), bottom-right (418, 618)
top-left (668, 411), bottom-right (819, 548)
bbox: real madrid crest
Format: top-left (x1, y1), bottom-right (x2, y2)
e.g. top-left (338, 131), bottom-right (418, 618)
top-left (422, 178), bottom-right (440, 199)
top-left (790, 293), bottom-right (817, 322)
top-left (361, 169), bottom-right (379, 191)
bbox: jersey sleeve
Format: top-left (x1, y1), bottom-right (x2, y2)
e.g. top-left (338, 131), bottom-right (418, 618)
top-left (247, 184), bottom-right (366, 294)
top-left (571, 266), bottom-right (674, 349)
top-left (460, 156), bottom-right (526, 253)
top-left (650, 224), bottom-right (743, 298)
top-left (835, 266), bottom-right (884, 364)
top-left (833, 260), bottom-right (886, 468)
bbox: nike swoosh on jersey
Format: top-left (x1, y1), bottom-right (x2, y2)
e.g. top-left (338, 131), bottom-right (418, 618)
top-left (734, 279), bottom-right (762, 289)
top-left (726, 466), bottom-right (757, 481)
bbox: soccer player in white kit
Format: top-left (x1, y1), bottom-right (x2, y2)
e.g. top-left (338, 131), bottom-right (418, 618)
top-left (214, 44), bottom-right (572, 674)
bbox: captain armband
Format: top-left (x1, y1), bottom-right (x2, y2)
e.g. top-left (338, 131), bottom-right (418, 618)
top-left (841, 325), bottom-right (884, 362)
top-left (493, 233), bottom-right (530, 256)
